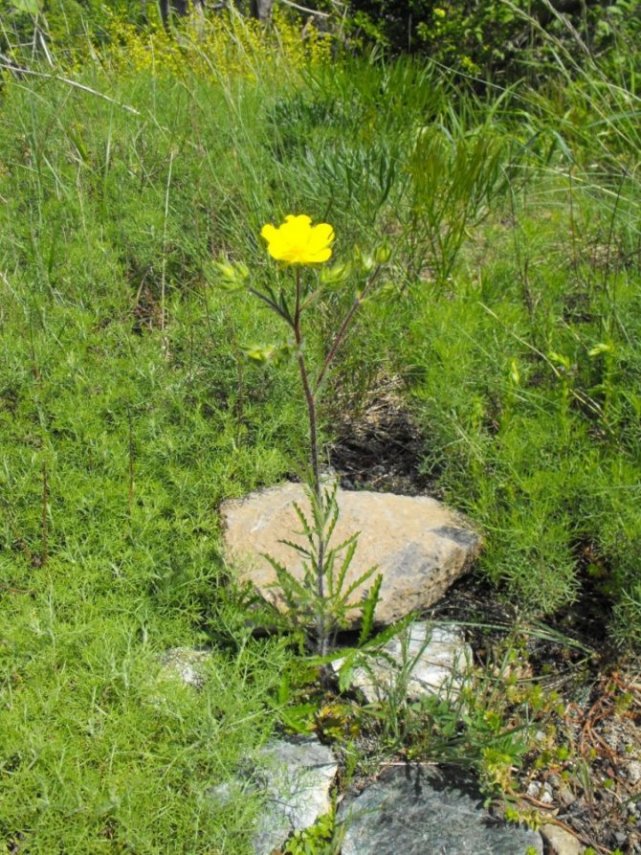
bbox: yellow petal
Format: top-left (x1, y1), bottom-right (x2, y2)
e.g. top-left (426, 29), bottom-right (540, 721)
top-left (260, 223), bottom-right (277, 241)
top-left (308, 223), bottom-right (334, 252)
top-left (284, 214), bottom-right (312, 228)
top-left (267, 240), bottom-right (289, 261)
top-left (308, 247), bottom-right (332, 263)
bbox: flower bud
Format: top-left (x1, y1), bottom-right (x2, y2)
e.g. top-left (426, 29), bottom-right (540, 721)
top-left (358, 253), bottom-right (375, 274)
top-left (214, 260), bottom-right (249, 288)
top-left (374, 244), bottom-right (392, 264)
top-left (320, 262), bottom-right (351, 286)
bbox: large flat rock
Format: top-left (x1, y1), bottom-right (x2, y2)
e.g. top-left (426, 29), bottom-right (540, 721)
top-left (337, 766), bottom-right (543, 855)
top-left (221, 481), bottom-right (481, 627)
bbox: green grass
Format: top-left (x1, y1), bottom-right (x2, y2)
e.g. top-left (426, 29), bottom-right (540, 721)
top-left (1, 9), bottom-right (641, 850)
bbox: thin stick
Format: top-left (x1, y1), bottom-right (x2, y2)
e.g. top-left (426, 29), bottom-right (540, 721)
top-left (40, 461), bottom-right (48, 567)
top-left (127, 408), bottom-right (135, 522)
top-left (293, 269), bottom-right (321, 497)
top-left (0, 61), bottom-right (141, 116)
top-left (314, 264), bottom-right (383, 394)
top-left (160, 150), bottom-right (176, 354)
top-left (279, 0), bottom-right (331, 17)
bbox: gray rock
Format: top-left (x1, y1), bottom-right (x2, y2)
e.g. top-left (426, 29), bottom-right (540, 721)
top-left (526, 781), bottom-right (542, 800)
top-left (252, 737), bottom-right (337, 854)
top-left (158, 647), bottom-right (213, 689)
top-left (337, 766), bottom-right (543, 855)
top-left (333, 622), bottom-right (472, 703)
top-left (210, 736), bottom-right (337, 855)
top-left (221, 482), bottom-right (481, 628)
top-left (556, 785), bottom-right (576, 808)
top-left (539, 782), bottom-right (554, 805)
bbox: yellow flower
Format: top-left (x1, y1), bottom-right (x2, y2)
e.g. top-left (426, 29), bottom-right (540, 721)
top-left (261, 215), bottom-right (334, 265)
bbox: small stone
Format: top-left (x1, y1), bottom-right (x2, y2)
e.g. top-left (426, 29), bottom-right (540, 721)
top-left (209, 736), bottom-right (338, 855)
top-left (539, 782), bottom-right (554, 805)
top-left (540, 823), bottom-right (581, 855)
top-left (527, 781), bottom-right (542, 799)
top-left (158, 647), bottom-right (213, 689)
top-left (332, 622), bottom-right (472, 704)
top-left (626, 760), bottom-right (641, 785)
top-left (338, 766), bottom-right (543, 854)
top-left (557, 785), bottom-right (577, 808)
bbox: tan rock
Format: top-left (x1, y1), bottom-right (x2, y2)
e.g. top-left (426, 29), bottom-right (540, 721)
top-left (221, 481), bottom-right (481, 627)
top-left (540, 824), bottom-right (582, 855)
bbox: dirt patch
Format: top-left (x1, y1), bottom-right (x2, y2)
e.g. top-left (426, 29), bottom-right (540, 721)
top-left (327, 377), bottom-right (436, 496)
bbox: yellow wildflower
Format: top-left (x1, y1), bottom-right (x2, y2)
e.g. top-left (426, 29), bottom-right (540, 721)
top-left (261, 215), bottom-right (334, 265)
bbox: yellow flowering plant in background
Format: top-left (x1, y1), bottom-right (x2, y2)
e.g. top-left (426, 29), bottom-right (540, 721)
top-left (101, 8), bottom-right (331, 80)
top-left (218, 214), bottom-right (390, 656)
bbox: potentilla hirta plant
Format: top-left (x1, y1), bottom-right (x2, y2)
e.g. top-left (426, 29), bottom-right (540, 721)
top-left (217, 214), bottom-right (390, 655)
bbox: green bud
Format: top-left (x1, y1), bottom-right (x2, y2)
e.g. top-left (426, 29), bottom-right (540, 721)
top-left (588, 342), bottom-right (614, 358)
top-left (241, 343), bottom-right (277, 363)
top-left (240, 342), bottom-right (290, 365)
top-left (214, 260), bottom-right (249, 289)
top-left (548, 351), bottom-right (572, 370)
top-left (359, 254), bottom-right (375, 274)
top-left (374, 244), bottom-right (392, 264)
top-left (375, 281), bottom-right (397, 300)
top-left (320, 262), bottom-right (351, 286)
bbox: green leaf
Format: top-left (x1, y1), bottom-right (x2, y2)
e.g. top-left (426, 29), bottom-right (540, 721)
top-left (358, 573), bottom-right (383, 646)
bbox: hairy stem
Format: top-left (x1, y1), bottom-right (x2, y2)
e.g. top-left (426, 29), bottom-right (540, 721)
top-left (293, 269), bottom-right (320, 499)
top-left (293, 268), bottom-right (327, 654)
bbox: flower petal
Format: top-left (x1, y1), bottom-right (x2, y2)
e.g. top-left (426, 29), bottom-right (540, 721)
top-left (307, 247), bottom-right (332, 263)
top-left (284, 214), bottom-right (312, 228)
top-left (308, 223), bottom-right (335, 253)
top-left (260, 223), bottom-right (277, 242)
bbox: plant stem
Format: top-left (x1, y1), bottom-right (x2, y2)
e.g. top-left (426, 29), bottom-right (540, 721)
top-left (293, 268), bottom-right (321, 499)
top-left (314, 264), bottom-right (383, 395)
top-left (293, 268), bottom-right (327, 654)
